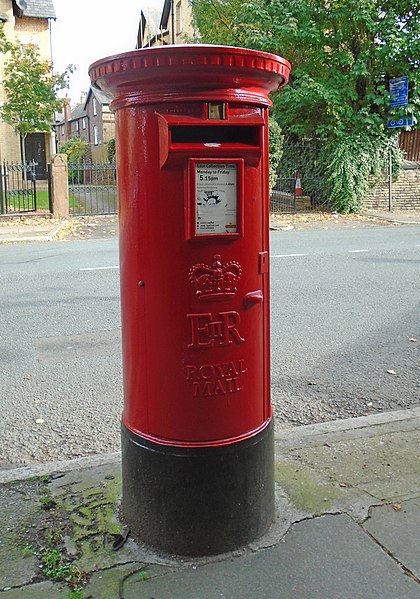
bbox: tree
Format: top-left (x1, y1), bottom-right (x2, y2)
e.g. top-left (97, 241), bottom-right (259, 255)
top-left (192, 0), bottom-right (247, 45)
top-left (192, 0), bottom-right (418, 211)
top-left (0, 25), bottom-right (74, 164)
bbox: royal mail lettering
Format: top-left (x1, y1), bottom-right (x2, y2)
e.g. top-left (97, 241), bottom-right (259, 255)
top-left (185, 359), bottom-right (247, 398)
top-left (185, 360), bottom-right (247, 381)
top-left (192, 377), bottom-right (242, 397)
top-left (187, 311), bottom-right (245, 349)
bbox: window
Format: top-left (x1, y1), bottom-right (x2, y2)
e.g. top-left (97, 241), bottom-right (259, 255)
top-left (76, 121), bottom-right (79, 132)
top-left (82, 118), bottom-right (86, 129)
top-left (93, 98), bottom-right (97, 116)
top-left (61, 125), bottom-right (64, 136)
top-left (94, 125), bottom-right (99, 145)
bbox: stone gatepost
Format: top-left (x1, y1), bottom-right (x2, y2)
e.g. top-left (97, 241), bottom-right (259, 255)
top-left (51, 154), bottom-right (69, 218)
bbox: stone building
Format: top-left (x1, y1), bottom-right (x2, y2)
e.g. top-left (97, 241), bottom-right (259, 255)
top-left (137, 0), bottom-right (195, 48)
top-left (0, 0), bottom-right (56, 177)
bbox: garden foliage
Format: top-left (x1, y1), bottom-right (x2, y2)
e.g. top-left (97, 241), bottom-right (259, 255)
top-left (192, 0), bottom-right (418, 211)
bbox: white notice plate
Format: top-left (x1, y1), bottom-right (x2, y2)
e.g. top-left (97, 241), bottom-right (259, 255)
top-left (195, 163), bottom-right (237, 235)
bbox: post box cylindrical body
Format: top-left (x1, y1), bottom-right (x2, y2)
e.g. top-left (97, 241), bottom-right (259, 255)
top-left (89, 45), bottom-right (290, 556)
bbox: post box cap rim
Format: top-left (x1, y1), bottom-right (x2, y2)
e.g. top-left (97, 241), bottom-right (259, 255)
top-left (88, 45), bottom-right (291, 108)
top-left (88, 44), bottom-right (291, 78)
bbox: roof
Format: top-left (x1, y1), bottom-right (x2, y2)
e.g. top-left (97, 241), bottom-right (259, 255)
top-left (159, 0), bottom-right (171, 29)
top-left (87, 86), bottom-right (113, 107)
top-left (22, 0), bottom-right (56, 19)
top-left (142, 7), bottom-right (163, 38)
top-left (69, 104), bottom-right (87, 122)
top-left (55, 101), bottom-right (87, 126)
top-left (56, 86), bottom-right (112, 124)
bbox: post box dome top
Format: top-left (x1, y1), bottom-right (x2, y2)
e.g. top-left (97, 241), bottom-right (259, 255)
top-left (89, 45), bottom-right (291, 110)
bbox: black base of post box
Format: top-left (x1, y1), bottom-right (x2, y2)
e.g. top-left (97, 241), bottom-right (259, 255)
top-left (121, 419), bottom-right (275, 557)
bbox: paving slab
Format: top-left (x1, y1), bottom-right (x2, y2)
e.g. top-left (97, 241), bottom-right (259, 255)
top-left (85, 563), bottom-right (158, 599)
top-left (122, 514), bottom-right (420, 599)
top-left (0, 480), bottom-right (42, 589)
top-left (1, 409), bottom-right (420, 597)
top-left (0, 581), bottom-right (68, 597)
top-left (363, 497), bottom-right (420, 580)
top-left (276, 410), bottom-right (420, 503)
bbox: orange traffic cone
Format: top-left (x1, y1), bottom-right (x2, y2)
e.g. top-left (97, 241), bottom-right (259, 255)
top-left (295, 173), bottom-right (302, 196)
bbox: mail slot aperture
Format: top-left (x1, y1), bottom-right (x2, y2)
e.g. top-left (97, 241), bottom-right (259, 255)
top-left (158, 113), bottom-right (264, 167)
top-left (171, 125), bottom-right (260, 146)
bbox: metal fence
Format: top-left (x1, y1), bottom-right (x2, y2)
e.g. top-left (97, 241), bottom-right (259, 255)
top-left (68, 162), bottom-right (117, 215)
top-left (271, 143), bottom-right (328, 213)
top-left (399, 129), bottom-right (420, 162)
top-left (0, 161), bottom-right (37, 214)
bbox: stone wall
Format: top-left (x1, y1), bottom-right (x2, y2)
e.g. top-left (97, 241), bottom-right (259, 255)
top-left (364, 163), bottom-right (420, 210)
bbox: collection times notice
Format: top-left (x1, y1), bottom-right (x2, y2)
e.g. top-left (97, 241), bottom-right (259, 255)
top-left (195, 163), bottom-right (237, 234)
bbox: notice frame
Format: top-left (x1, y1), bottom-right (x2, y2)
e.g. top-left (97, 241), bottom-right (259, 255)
top-left (187, 158), bottom-right (244, 240)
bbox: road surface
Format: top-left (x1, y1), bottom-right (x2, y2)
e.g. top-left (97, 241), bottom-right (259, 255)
top-left (0, 225), bottom-right (419, 466)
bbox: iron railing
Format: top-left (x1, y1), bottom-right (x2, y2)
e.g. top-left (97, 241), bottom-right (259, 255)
top-left (0, 161), bottom-right (37, 214)
top-left (68, 162), bottom-right (117, 215)
top-left (271, 143), bottom-right (329, 213)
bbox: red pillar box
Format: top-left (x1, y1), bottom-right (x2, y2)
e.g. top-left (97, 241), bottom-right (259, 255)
top-left (89, 45), bottom-right (290, 557)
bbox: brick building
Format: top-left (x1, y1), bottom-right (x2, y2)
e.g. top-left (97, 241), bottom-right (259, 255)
top-left (0, 0), bottom-right (56, 177)
top-left (56, 86), bottom-right (115, 163)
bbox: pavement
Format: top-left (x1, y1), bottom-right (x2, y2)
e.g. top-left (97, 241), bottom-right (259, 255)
top-left (1, 210), bottom-right (420, 598)
top-left (1, 408), bottom-right (420, 598)
top-left (0, 218), bottom-right (66, 243)
top-left (1, 209), bottom-right (420, 244)
top-left (359, 209), bottom-right (420, 225)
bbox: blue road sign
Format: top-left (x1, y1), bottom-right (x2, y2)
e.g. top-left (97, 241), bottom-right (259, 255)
top-left (390, 76), bottom-right (409, 108)
top-left (387, 116), bottom-right (413, 128)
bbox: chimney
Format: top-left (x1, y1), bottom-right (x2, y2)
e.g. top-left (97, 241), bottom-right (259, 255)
top-left (63, 96), bottom-right (72, 137)
top-left (64, 96), bottom-right (71, 122)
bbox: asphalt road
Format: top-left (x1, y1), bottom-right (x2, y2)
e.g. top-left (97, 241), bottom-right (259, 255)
top-left (1, 239), bottom-right (121, 467)
top-left (0, 225), bottom-right (419, 466)
top-left (270, 226), bottom-right (420, 426)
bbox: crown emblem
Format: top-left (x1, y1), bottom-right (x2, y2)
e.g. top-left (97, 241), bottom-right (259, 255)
top-left (189, 255), bottom-right (242, 302)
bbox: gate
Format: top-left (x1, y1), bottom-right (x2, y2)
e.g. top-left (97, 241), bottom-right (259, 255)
top-left (0, 161), bottom-right (37, 214)
top-left (68, 162), bottom-right (117, 215)
top-left (271, 143), bottom-right (328, 213)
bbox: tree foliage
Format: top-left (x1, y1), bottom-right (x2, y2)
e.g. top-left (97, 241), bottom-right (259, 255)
top-left (193, 0), bottom-right (418, 139)
top-left (0, 25), bottom-right (73, 142)
top-left (192, 0), bottom-right (418, 211)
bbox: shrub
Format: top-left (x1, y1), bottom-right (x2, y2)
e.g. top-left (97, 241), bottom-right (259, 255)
top-left (268, 118), bottom-right (284, 193)
top-left (60, 138), bottom-right (88, 164)
top-left (108, 138), bottom-right (116, 163)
